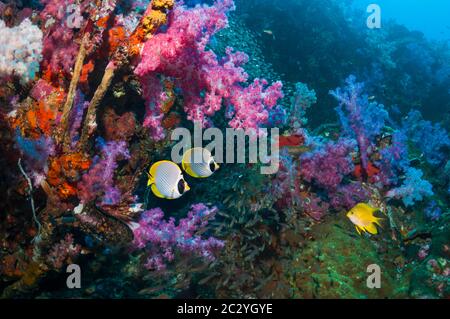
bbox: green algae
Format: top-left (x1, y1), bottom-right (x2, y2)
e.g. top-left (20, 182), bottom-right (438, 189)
top-left (285, 215), bottom-right (411, 298)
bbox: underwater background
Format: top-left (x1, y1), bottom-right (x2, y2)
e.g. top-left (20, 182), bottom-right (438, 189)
top-left (0, 0), bottom-right (449, 299)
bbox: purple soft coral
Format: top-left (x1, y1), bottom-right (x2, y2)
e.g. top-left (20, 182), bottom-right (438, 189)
top-left (329, 182), bottom-right (370, 210)
top-left (77, 139), bottom-right (130, 206)
top-left (300, 138), bottom-right (356, 191)
top-left (330, 75), bottom-right (389, 176)
top-left (376, 131), bottom-right (410, 186)
top-left (68, 90), bottom-right (89, 147)
top-left (402, 110), bottom-right (450, 166)
top-left (131, 204), bottom-right (224, 271)
top-left (386, 167), bottom-right (434, 207)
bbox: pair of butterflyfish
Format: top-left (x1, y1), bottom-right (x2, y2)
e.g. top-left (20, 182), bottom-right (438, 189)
top-left (147, 148), bottom-right (219, 200)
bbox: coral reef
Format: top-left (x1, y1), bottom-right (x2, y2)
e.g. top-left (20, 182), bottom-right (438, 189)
top-left (0, 0), bottom-right (448, 300)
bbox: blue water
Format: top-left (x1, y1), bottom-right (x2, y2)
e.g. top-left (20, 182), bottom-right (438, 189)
top-left (353, 0), bottom-right (450, 41)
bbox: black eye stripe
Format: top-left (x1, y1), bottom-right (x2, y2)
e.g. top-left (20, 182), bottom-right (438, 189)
top-left (177, 179), bottom-right (185, 194)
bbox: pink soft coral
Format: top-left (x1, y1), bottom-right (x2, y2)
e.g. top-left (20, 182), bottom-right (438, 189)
top-left (40, 0), bottom-right (80, 73)
top-left (300, 138), bottom-right (356, 191)
top-left (134, 0), bottom-right (283, 139)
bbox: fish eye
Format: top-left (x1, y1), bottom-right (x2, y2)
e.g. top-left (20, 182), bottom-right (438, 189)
top-left (177, 179), bottom-right (185, 194)
top-left (209, 161), bottom-right (216, 172)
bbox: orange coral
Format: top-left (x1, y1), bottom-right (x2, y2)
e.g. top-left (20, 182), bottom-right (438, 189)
top-left (58, 182), bottom-right (78, 199)
top-left (41, 63), bottom-right (68, 85)
top-left (128, 0), bottom-right (174, 56)
top-left (96, 16), bottom-right (110, 29)
top-left (11, 89), bottom-right (65, 139)
top-left (80, 60), bottom-right (95, 86)
top-left (47, 153), bottom-right (91, 199)
top-left (108, 27), bottom-right (126, 54)
top-left (152, 0), bottom-right (175, 10)
top-left (35, 100), bottom-right (57, 135)
top-left (41, 65), bottom-right (53, 83)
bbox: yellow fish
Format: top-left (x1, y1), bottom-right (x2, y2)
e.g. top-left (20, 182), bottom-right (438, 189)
top-left (182, 147), bottom-right (219, 178)
top-left (147, 161), bottom-right (190, 200)
top-left (346, 203), bottom-right (383, 235)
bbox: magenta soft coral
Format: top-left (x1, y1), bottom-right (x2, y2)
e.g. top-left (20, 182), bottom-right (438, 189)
top-left (134, 0), bottom-right (283, 139)
top-left (131, 204), bottom-right (224, 271)
top-left (40, 0), bottom-right (95, 73)
top-left (40, 0), bottom-right (81, 73)
top-left (300, 138), bottom-right (356, 192)
top-left (328, 182), bottom-right (370, 210)
top-left (302, 194), bottom-right (330, 221)
top-left (228, 78), bottom-right (284, 132)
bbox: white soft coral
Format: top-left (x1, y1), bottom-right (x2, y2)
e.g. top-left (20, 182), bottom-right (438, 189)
top-left (0, 18), bottom-right (43, 82)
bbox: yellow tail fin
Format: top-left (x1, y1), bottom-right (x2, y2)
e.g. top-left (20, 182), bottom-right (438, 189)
top-left (374, 217), bottom-right (384, 228)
